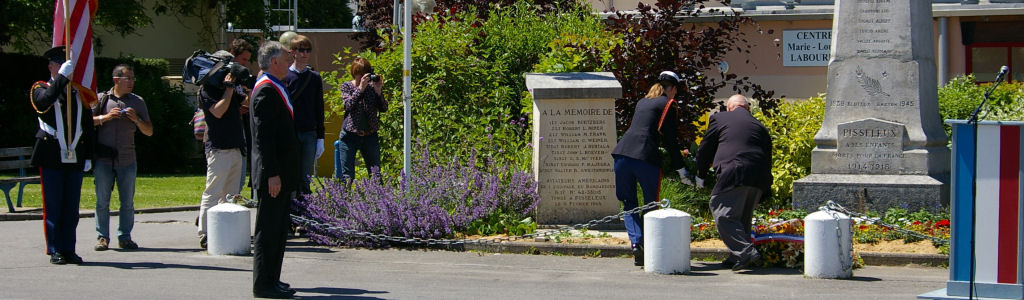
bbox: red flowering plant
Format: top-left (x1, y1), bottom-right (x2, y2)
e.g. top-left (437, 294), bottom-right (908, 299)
top-left (852, 208), bottom-right (950, 254)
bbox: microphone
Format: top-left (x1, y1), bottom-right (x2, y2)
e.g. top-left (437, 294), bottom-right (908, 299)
top-left (995, 65), bottom-right (1009, 82)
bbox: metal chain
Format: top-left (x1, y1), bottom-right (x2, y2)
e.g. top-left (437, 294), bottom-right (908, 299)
top-left (820, 201), bottom-right (854, 273)
top-left (822, 201), bottom-right (950, 245)
top-left (290, 199), bottom-right (671, 246)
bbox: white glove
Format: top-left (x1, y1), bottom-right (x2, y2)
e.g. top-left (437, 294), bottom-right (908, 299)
top-left (58, 60), bottom-right (75, 78)
top-left (83, 159), bottom-right (92, 172)
top-left (315, 139), bottom-right (325, 159)
top-left (678, 168), bottom-right (694, 186)
top-left (695, 177), bottom-right (706, 189)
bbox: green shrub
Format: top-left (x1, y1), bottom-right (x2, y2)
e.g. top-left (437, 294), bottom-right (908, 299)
top-left (938, 75), bottom-right (1024, 138)
top-left (753, 96), bottom-right (825, 209)
top-left (323, 2), bottom-right (609, 174)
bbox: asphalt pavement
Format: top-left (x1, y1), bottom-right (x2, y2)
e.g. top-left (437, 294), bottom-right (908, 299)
top-left (0, 210), bottom-right (949, 299)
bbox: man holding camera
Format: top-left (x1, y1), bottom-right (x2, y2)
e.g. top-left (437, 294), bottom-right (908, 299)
top-left (91, 64), bottom-right (152, 251)
top-left (196, 52), bottom-right (248, 249)
top-left (283, 34), bottom-right (324, 194)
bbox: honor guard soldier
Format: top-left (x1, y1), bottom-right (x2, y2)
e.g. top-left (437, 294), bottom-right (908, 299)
top-left (30, 46), bottom-right (96, 265)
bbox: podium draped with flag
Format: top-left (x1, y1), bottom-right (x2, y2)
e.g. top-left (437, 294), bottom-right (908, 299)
top-left (921, 120), bottom-right (1024, 299)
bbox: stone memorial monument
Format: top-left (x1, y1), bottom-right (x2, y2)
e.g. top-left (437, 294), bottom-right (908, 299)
top-left (792, 1), bottom-right (950, 213)
top-left (526, 72), bottom-right (622, 224)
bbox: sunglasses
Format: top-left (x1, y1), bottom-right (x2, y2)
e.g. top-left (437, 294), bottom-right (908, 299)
top-left (293, 48), bottom-right (312, 53)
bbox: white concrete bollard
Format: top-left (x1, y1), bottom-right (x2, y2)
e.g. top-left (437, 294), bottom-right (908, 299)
top-left (207, 202), bottom-right (251, 256)
top-left (643, 208), bottom-right (691, 274)
top-left (804, 210), bottom-right (853, 279)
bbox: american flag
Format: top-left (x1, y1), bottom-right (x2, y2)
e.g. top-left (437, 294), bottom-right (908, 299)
top-left (52, 0), bottom-right (98, 107)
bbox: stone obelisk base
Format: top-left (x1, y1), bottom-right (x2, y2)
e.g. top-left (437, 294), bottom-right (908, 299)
top-left (793, 174), bottom-right (948, 213)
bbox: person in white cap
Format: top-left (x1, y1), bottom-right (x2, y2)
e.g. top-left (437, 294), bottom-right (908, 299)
top-left (610, 71), bottom-right (687, 267)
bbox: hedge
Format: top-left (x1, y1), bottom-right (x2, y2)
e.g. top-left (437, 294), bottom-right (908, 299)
top-left (0, 53), bottom-right (202, 173)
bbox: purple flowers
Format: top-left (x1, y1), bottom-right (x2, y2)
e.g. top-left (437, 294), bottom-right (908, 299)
top-left (295, 147), bottom-right (539, 248)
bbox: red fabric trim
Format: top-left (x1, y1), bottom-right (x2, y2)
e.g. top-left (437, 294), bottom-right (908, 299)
top-left (997, 126), bottom-right (1020, 284)
top-left (39, 167), bottom-right (48, 255)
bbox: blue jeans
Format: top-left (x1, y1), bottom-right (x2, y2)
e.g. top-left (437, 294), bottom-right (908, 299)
top-left (94, 161), bottom-right (137, 242)
top-left (297, 130), bottom-right (317, 193)
top-left (613, 156), bottom-right (661, 246)
top-left (334, 131), bottom-right (381, 181)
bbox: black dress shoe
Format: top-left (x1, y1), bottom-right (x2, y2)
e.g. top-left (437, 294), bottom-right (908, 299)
top-left (632, 244), bottom-right (644, 266)
top-left (278, 281), bottom-right (291, 290)
top-left (50, 253), bottom-right (66, 265)
top-left (62, 252), bottom-right (84, 264)
top-left (253, 287), bottom-right (295, 299)
top-left (732, 252), bottom-right (761, 271)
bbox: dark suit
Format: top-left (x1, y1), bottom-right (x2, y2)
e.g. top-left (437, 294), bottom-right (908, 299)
top-left (695, 107), bottom-right (772, 263)
top-left (250, 74), bottom-right (300, 293)
top-left (610, 95), bottom-right (684, 246)
top-left (30, 75), bottom-right (95, 256)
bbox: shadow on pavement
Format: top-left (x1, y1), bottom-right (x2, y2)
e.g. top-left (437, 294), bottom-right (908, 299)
top-left (84, 261), bottom-right (248, 272)
top-left (110, 247), bottom-right (203, 253)
top-left (294, 287), bottom-right (389, 299)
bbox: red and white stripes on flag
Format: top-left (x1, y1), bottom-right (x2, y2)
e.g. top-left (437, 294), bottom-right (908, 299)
top-left (950, 121), bottom-right (1024, 288)
top-left (52, 0), bottom-right (98, 107)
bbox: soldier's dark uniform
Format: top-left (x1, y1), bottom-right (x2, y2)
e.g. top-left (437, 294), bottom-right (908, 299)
top-left (30, 46), bottom-right (95, 265)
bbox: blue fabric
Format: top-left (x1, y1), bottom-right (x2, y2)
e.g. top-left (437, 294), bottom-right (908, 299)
top-left (613, 156), bottom-right (661, 246)
top-left (93, 161), bottom-right (137, 242)
top-left (40, 167), bottom-right (83, 255)
top-left (335, 131), bottom-right (381, 181)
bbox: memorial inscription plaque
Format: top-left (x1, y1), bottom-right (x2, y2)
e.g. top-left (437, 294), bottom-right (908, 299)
top-left (792, 1), bottom-right (950, 213)
top-left (526, 73), bottom-right (622, 224)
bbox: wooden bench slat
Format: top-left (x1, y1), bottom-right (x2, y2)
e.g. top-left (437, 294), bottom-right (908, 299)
top-left (0, 176), bottom-right (40, 184)
top-left (0, 147), bottom-right (33, 157)
top-left (0, 160), bottom-right (33, 170)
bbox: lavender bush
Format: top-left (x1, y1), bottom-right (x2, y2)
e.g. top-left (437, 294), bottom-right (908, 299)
top-left (295, 147), bottom-right (539, 247)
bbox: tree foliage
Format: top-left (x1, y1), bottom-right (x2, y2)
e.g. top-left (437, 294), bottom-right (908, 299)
top-left (606, 0), bottom-right (779, 142)
top-left (354, 0), bottom-right (586, 50)
top-left (1, 0), bottom-right (152, 53)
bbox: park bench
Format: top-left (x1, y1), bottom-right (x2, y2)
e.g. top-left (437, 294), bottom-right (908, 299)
top-left (0, 147), bottom-right (40, 213)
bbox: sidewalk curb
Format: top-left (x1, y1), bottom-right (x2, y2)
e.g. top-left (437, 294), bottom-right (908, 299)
top-left (464, 241), bottom-right (949, 267)
top-left (0, 205), bottom-right (199, 221)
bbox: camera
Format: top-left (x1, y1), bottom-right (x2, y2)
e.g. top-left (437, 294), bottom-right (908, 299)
top-left (205, 62), bottom-right (254, 89)
top-left (367, 66), bottom-right (380, 82)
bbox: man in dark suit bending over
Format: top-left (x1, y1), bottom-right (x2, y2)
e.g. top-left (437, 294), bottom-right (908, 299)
top-left (250, 41), bottom-right (300, 299)
top-left (695, 94), bottom-right (773, 271)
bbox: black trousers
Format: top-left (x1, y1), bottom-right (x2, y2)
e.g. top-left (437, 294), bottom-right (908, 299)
top-left (40, 167), bottom-right (83, 255)
top-left (253, 188), bottom-right (292, 291)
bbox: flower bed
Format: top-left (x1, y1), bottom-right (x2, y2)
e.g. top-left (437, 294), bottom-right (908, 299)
top-left (294, 148), bottom-right (540, 248)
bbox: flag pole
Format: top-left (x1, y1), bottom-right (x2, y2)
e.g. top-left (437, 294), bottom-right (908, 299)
top-left (62, 0), bottom-right (72, 154)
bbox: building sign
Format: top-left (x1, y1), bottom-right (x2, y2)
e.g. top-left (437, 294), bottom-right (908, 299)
top-left (783, 29), bottom-right (832, 67)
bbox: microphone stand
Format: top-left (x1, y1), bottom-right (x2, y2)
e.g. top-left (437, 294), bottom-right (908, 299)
top-left (965, 74), bottom-right (1005, 300)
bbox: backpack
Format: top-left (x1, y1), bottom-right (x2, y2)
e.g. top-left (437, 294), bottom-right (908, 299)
top-left (182, 50), bottom-right (228, 86)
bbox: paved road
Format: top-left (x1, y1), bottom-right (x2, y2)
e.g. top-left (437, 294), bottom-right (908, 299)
top-left (0, 211), bottom-right (947, 299)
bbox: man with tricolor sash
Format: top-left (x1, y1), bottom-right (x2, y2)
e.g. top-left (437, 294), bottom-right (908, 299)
top-left (31, 45), bottom-right (96, 265)
top-left (250, 41), bottom-right (300, 299)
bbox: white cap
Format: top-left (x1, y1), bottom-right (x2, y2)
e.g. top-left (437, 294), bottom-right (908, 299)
top-left (658, 71), bottom-right (681, 85)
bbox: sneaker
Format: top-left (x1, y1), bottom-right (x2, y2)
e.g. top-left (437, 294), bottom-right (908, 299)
top-left (632, 244), bottom-right (644, 266)
top-left (199, 235), bottom-right (207, 249)
top-left (94, 237), bottom-right (109, 251)
top-left (732, 252), bottom-right (761, 271)
top-left (119, 239), bottom-right (139, 250)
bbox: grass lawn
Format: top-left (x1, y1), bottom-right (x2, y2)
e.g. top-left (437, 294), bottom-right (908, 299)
top-left (8, 174), bottom-right (250, 210)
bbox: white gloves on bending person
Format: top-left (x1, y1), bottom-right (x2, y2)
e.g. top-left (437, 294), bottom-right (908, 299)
top-left (83, 159), bottom-right (92, 172)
